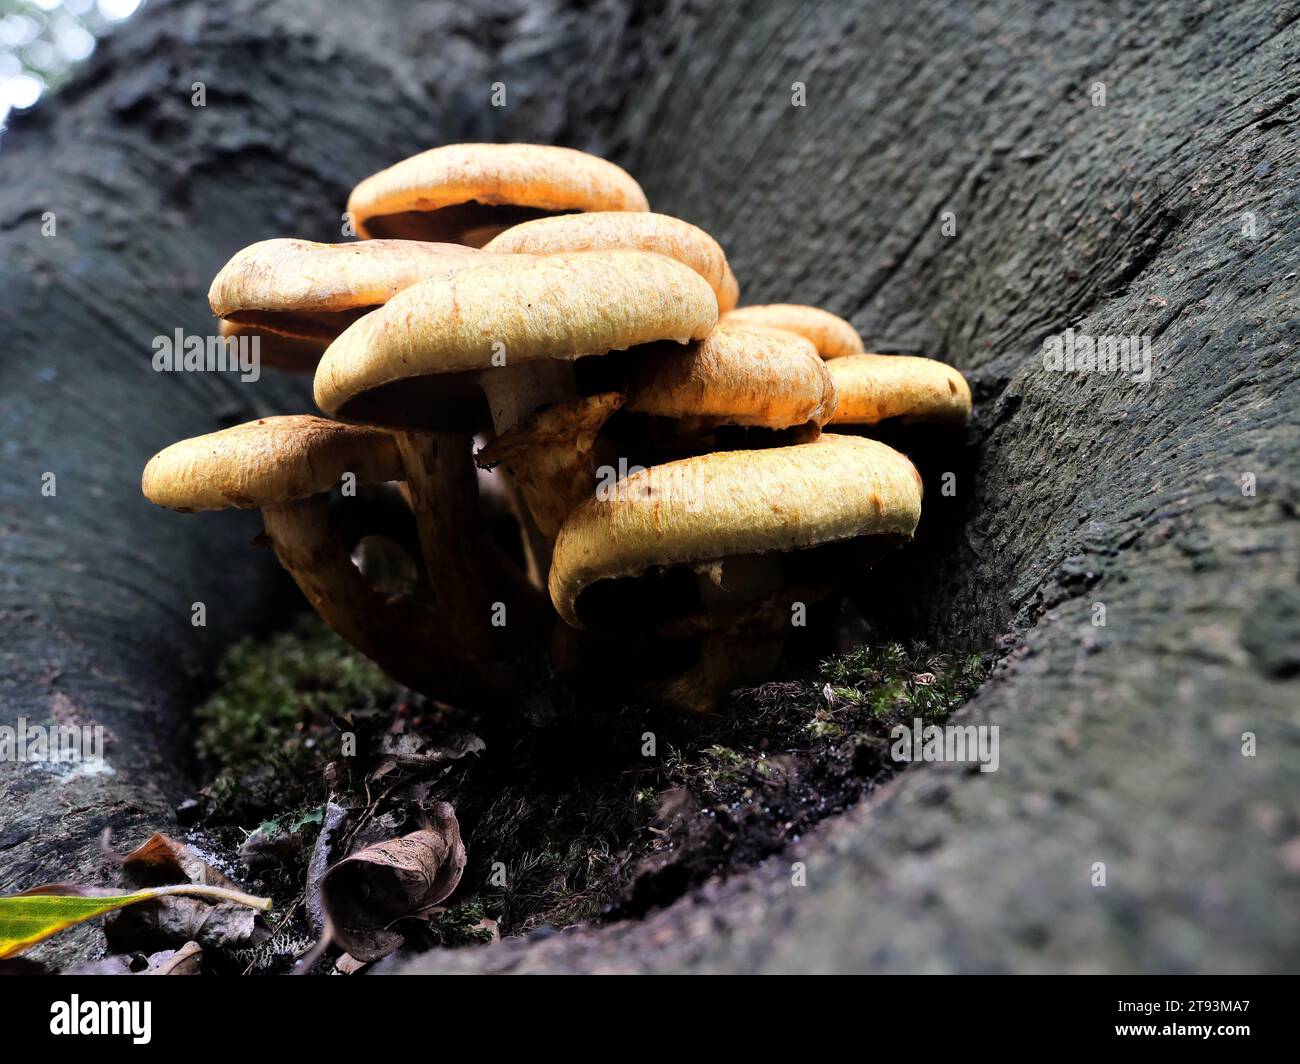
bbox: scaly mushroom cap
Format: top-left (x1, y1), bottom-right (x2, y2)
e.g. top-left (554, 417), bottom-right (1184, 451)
top-left (625, 323), bottom-right (836, 429)
top-left (717, 262), bottom-right (740, 314)
top-left (209, 238), bottom-right (486, 340)
top-left (348, 143), bottom-right (650, 244)
top-left (548, 434), bottom-right (922, 629)
top-left (142, 415), bottom-right (402, 512)
top-left (314, 250), bottom-right (719, 429)
top-left (827, 354), bottom-right (972, 426)
top-left (721, 304), bottom-right (864, 358)
top-left (484, 212), bottom-right (729, 307)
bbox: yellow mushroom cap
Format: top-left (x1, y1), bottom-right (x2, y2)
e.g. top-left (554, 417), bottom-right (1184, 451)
top-left (721, 304), bottom-right (864, 359)
top-left (484, 212), bottom-right (729, 307)
top-left (827, 354), bottom-right (972, 426)
top-left (717, 262), bottom-right (740, 315)
top-left (218, 319), bottom-right (326, 373)
top-left (625, 323), bottom-right (836, 429)
top-left (142, 415), bottom-right (402, 512)
top-left (208, 238), bottom-right (487, 339)
top-left (548, 434), bottom-right (922, 629)
top-left (313, 250), bottom-right (719, 429)
top-left (348, 143), bottom-right (650, 242)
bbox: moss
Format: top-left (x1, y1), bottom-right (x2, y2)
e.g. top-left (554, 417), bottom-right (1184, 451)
top-left (807, 715), bottom-right (844, 741)
top-left (249, 803), bottom-right (326, 843)
top-left (696, 744), bottom-right (747, 788)
top-left (427, 902), bottom-right (497, 947)
top-left (192, 610), bottom-right (991, 949)
top-left (197, 614), bottom-right (395, 768)
top-left (461, 780), bottom-right (639, 930)
top-left (817, 644), bottom-right (988, 722)
top-left (505, 642), bottom-right (980, 924)
top-left (195, 614), bottom-right (400, 825)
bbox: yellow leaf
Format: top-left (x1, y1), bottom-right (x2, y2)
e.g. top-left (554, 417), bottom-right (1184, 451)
top-left (0, 883), bottom-right (272, 959)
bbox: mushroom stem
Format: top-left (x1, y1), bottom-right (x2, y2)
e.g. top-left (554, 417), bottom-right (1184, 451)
top-left (260, 496), bottom-right (499, 704)
top-left (478, 362), bottom-right (587, 539)
top-left (394, 430), bottom-right (542, 655)
top-left (656, 565), bottom-right (789, 713)
top-left (481, 360), bottom-right (576, 432)
top-left (477, 389), bottom-right (624, 539)
top-left (499, 475), bottom-right (553, 588)
top-left (654, 631), bottom-right (785, 714)
top-left (693, 555), bottom-right (784, 614)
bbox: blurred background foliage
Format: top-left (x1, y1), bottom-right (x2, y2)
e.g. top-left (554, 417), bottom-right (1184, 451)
top-left (0, 0), bottom-right (143, 131)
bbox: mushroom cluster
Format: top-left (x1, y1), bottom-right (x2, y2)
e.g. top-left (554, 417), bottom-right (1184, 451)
top-left (143, 143), bottom-right (972, 713)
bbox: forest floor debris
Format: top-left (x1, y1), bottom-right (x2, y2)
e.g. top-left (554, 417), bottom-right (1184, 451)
top-left (177, 612), bottom-right (989, 972)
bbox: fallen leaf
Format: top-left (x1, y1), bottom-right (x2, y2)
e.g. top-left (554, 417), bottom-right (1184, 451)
top-left (67, 941), bottom-right (203, 976)
top-left (104, 894), bottom-right (259, 953)
top-left (123, 833), bottom-right (240, 890)
top-left (66, 954), bottom-right (138, 975)
top-left (145, 940), bottom-right (202, 975)
top-left (332, 952), bottom-right (368, 975)
top-left (319, 802), bottom-right (466, 962)
top-left (241, 807), bottom-right (324, 878)
top-left (108, 834), bottom-right (262, 953)
top-left (239, 829), bottom-right (302, 879)
top-left (0, 883), bottom-right (270, 959)
top-left (305, 801), bottom-right (349, 938)
top-left (372, 730), bottom-right (485, 776)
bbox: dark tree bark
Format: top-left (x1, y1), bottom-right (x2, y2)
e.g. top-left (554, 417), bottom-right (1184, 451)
top-left (0, 0), bottom-right (647, 966)
top-left (2, 0), bottom-right (1297, 972)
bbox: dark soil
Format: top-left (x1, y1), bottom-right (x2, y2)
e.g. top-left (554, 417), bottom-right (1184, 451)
top-left (185, 611), bottom-right (988, 972)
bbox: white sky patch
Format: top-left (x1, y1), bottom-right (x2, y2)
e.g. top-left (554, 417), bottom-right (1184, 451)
top-left (3, 72), bottom-right (44, 109)
top-left (98, 0), bottom-right (142, 21)
top-left (55, 19), bottom-right (95, 60)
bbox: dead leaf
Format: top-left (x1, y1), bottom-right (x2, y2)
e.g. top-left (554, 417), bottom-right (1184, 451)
top-left (66, 954), bottom-right (138, 975)
top-left (103, 895), bottom-right (258, 954)
top-left (372, 730), bottom-right (485, 776)
top-left (239, 829), bottom-right (301, 878)
top-left (102, 834), bottom-right (261, 954)
top-left (332, 952), bottom-right (368, 975)
top-left (319, 803), bottom-right (466, 962)
top-left (122, 833), bottom-right (239, 890)
top-left (144, 941), bottom-right (202, 975)
top-left (68, 941), bottom-right (203, 976)
top-left (305, 801), bottom-right (349, 938)
top-left (0, 883), bottom-right (269, 959)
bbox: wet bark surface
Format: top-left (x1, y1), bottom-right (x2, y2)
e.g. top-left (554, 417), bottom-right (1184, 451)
top-left (1, 0), bottom-right (1297, 971)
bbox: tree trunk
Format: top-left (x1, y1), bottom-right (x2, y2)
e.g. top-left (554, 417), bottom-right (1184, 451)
top-left (2, 0), bottom-right (1296, 972)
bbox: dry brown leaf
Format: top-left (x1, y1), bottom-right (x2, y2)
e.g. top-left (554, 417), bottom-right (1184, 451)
top-left (319, 802), bottom-right (466, 962)
top-left (333, 952), bottom-right (368, 975)
top-left (144, 940), bottom-right (203, 975)
top-left (104, 894), bottom-right (258, 953)
top-left (122, 833), bottom-right (240, 890)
